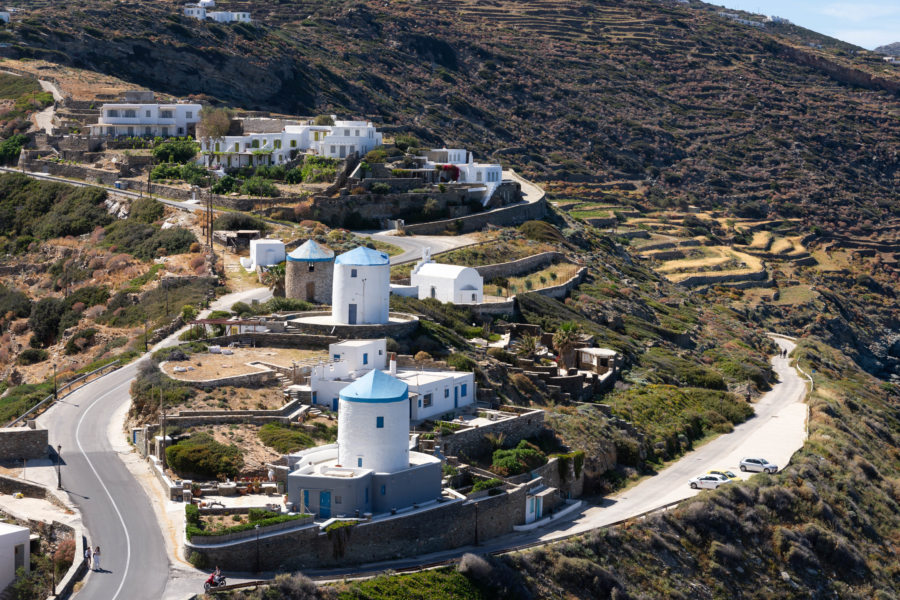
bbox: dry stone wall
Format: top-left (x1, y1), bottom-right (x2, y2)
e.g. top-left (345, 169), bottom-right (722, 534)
top-left (440, 408), bottom-right (545, 459)
top-left (404, 196), bottom-right (545, 235)
top-left (0, 428), bottom-right (48, 460)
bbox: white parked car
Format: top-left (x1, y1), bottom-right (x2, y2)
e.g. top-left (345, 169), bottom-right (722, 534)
top-left (740, 457), bottom-right (778, 473)
top-left (689, 474), bottom-right (731, 490)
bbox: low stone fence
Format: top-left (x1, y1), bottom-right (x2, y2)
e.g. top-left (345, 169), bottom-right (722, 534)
top-left (199, 332), bottom-right (338, 349)
top-left (286, 312), bottom-right (419, 339)
top-left (184, 485), bottom-right (529, 570)
top-left (530, 267), bottom-right (588, 300)
top-left (160, 360), bottom-right (276, 390)
top-left (18, 156), bottom-right (122, 185)
top-left (676, 268), bottom-right (768, 288)
top-left (440, 407), bottom-right (545, 459)
top-left (475, 251), bottom-right (568, 281)
top-left (471, 299), bottom-right (516, 318)
top-left (404, 196), bottom-right (545, 235)
top-left (189, 515), bottom-right (315, 545)
top-left (0, 474), bottom-right (48, 499)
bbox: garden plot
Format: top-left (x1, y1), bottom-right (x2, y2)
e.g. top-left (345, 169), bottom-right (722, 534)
top-left (487, 262), bottom-right (581, 297)
top-left (655, 247), bottom-right (764, 284)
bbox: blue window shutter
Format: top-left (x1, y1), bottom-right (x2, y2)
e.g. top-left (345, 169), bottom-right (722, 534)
top-left (363, 353), bottom-right (368, 365)
top-left (376, 416), bottom-right (384, 428)
top-left (381, 485), bottom-right (386, 495)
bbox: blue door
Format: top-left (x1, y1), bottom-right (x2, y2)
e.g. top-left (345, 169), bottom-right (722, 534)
top-left (319, 491), bottom-right (331, 518)
top-left (332, 398), bottom-right (338, 412)
top-left (303, 490), bottom-right (309, 512)
top-left (348, 304), bottom-right (357, 325)
top-left (454, 386), bottom-right (458, 408)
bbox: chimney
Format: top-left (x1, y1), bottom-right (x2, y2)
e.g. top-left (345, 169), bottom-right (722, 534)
top-left (389, 353), bottom-right (397, 376)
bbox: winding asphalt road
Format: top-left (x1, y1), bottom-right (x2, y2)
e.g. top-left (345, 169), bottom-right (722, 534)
top-left (34, 287), bottom-right (272, 600)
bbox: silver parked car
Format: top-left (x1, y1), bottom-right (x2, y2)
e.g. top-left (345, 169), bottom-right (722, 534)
top-left (739, 457), bottom-right (778, 473)
top-left (689, 474), bottom-right (731, 490)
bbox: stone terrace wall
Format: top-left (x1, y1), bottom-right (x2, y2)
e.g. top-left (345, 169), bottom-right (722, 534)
top-left (441, 408), bottom-right (545, 459)
top-left (160, 361), bottom-right (275, 390)
top-left (475, 251), bottom-right (569, 281)
top-left (286, 313), bottom-right (419, 339)
top-left (676, 268), bottom-right (768, 288)
top-left (200, 333), bottom-right (339, 349)
top-left (19, 156), bottom-right (121, 185)
top-left (0, 428), bottom-right (48, 460)
top-left (531, 267), bottom-right (588, 300)
top-left (404, 196), bottom-right (545, 235)
top-left (186, 485), bottom-right (531, 570)
top-left (0, 474), bottom-right (48, 499)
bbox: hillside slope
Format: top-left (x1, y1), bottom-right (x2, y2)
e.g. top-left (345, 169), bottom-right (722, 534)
top-left (4, 0), bottom-right (900, 232)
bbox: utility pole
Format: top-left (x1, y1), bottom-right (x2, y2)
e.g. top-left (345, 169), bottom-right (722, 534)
top-left (159, 387), bottom-right (167, 470)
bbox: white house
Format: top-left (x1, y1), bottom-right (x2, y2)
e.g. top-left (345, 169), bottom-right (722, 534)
top-left (315, 120), bottom-right (382, 159)
top-left (306, 339), bottom-right (475, 422)
top-left (89, 102), bottom-right (202, 138)
top-left (0, 523), bottom-right (29, 590)
top-left (198, 120), bottom-right (380, 168)
top-left (199, 127), bottom-right (331, 169)
top-left (184, 0), bottom-right (251, 23)
top-left (246, 239), bottom-right (285, 271)
top-left (409, 248), bottom-right (483, 304)
top-left (332, 247), bottom-right (391, 325)
top-left (422, 148), bottom-right (504, 206)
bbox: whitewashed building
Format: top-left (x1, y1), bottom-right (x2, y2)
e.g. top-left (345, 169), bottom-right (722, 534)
top-left (409, 248), bottom-right (483, 304)
top-left (0, 523), bottom-right (29, 590)
top-left (422, 148), bottom-right (504, 206)
top-left (183, 0), bottom-right (251, 23)
top-left (306, 339), bottom-right (475, 422)
top-left (246, 239), bottom-right (285, 271)
top-left (89, 102), bottom-right (202, 138)
top-left (199, 120), bottom-right (380, 168)
top-left (316, 120), bottom-right (382, 159)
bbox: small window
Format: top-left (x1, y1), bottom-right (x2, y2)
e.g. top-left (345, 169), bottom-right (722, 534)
top-left (108, 109), bottom-right (119, 118)
top-left (161, 110), bottom-right (173, 119)
top-left (146, 110), bottom-right (151, 117)
top-left (251, 139), bottom-right (259, 148)
top-left (308, 264), bottom-right (315, 272)
top-left (344, 129), bottom-right (350, 136)
top-left (357, 458), bottom-right (362, 468)
top-left (378, 349), bottom-right (383, 355)
top-left (330, 145), bottom-right (336, 154)
top-left (365, 488), bottom-right (369, 503)
top-left (380, 485), bottom-right (386, 495)
top-left (186, 111), bottom-right (193, 119)
top-left (461, 384), bottom-right (468, 397)
top-left (418, 399), bottom-right (422, 407)
top-left (423, 393), bottom-right (433, 408)
top-left (376, 416), bottom-right (384, 428)
top-left (363, 353), bottom-right (368, 365)
top-left (444, 388), bottom-right (449, 398)
top-left (275, 139), bottom-right (281, 149)
top-left (351, 269), bottom-right (357, 278)
top-left (124, 109), bottom-right (136, 118)
top-left (335, 495), bottom-right (342, 504)
top-left (333, 354), bottom-right (340, 361)
top-left (354, 129), bottom-right (360, 136)
top-left (290, 139), bottom-right (297, 148)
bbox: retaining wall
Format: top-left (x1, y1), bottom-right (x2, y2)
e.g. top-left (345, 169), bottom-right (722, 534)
top-left (185, 484), bottom-right (529, 571)
top-left (404, 196), bottom-right (545, 235)
top-left (475, 251), bottom-right (568, 281)
top-left (675, 268), bottom-right (768, 288)
top-left (440, 408), bottom-right (545, 459)
top-left (286, 312), bottom-right (419, 339)
top-left (0, 428), bottom-right (48, 460)
top-left (0, 474), bottom-right (48, 499)
top-left (161, 361), bottom-right (276, 390)
top-left (199, 333), bottom-right (339, 349)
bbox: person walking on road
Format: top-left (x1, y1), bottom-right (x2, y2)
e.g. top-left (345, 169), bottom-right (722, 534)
top-left (84, 545), bottom-right (92, 567)
top-left (93, 546), bottom-right (101, 571)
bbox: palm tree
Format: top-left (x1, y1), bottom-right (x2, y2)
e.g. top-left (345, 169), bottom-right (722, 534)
top-left (552, 321), bottom-right (580, 372)
top-left (516, 334), bottom-right (538, 359)
top-left (262, 262), bottom-right (286, 297)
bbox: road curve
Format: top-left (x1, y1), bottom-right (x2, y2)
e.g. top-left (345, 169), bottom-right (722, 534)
top-left (304, 336), bottom-right (808, 577)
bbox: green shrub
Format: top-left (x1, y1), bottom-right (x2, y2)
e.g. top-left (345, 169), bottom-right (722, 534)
top-left (0, 134), bottom-right (27, 165)
top-left (185, 503), bottom-right (201, 527)
top-left (212, 212), bottom-right (268, 232)
top-left (248, 508), bottom-right (280, 522)
top-left (447, 353), bottom-right (477, 372)
top-left (104, 220), bottom-right (197, 260)
top-left (187, 551), bottom-right (207, 569)
top-left (211, 174), bottom-right (240, 195)
top-left (371, 182), bottom-right (391, 194)
top-left (165, 432), bottom-right (243, 479)
top-left (491, 440), bottom-right (547, 476)
top-left (300, 156), bottom-right (338, 183)
top-left (258, 423), bottom-right (315, 454)
top-left (64, 328), bottom-right (97, 355)
top-left (471, 478), bottom-right (503, 493)
top-left (152, 139), bottom-right (199, 164)
top-left (519, 220), bottom-right (567, 244)
top-left (28, 297), bottom-right (66, 346)
top-left (284, 168), bottom-right (303, 184)
top-left (240, 176), bottom-right (279, 197)
top-left (487, 347), bottom-right (517, 364)
top-left (17, 348), bottom-right (47, 365)
top-left (0, 284), bottom-right (31, 318)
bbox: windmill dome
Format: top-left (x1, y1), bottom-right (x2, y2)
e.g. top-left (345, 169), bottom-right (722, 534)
top-left (287, 240), bottom-right (334, 262)
top-left (198, 0), bottom-right (216, 7)
top-left (340, 369), bottom-right (408, 403)
top-left (335, 246), bottom-right (390, 266)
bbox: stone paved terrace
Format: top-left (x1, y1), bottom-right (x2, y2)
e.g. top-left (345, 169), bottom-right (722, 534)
top-left (161, 347), bottom-right (327, 381)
